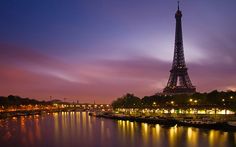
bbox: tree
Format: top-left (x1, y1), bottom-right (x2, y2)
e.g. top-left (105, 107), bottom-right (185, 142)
top-left (112, 93), bottom-right (141, 108)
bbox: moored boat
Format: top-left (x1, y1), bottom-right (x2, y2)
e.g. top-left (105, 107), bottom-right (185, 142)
top-left (227, 121), bottom-right (236, 127)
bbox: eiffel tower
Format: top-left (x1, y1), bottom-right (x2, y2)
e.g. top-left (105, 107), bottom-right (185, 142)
top-left (163, 2), bottom-right (196, 94)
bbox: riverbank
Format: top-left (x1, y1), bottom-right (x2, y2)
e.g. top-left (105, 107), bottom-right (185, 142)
top-left (2, 109), bottom-right (236, 132)
top-left (0, 108), bottom-right (83, 119)
top-left (91, 112), bottom-right (236, 132)
top-left (0, 110), bottom-right (57, 119)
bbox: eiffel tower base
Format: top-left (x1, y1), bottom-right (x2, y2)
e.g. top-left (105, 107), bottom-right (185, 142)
top-left (163, 86), bottom-right (196, 94)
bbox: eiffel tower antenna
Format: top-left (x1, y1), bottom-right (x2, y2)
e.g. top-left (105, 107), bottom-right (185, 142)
top-left (178, 1), bottom-right (180, 10)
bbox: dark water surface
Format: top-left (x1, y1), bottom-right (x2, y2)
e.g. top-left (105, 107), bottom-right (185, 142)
top-left (0, 112), bottom-right (235, 147)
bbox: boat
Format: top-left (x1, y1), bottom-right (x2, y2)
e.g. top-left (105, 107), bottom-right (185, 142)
top-left (88, 112), bottom-right (96, 116)
top-left (227, 121), bottom-right (236, 127)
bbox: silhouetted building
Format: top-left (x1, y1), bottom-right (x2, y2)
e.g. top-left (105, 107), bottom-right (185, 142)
top-left (163, 2), bottom-right (196, 94)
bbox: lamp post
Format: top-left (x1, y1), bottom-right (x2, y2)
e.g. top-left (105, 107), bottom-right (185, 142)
top-left (153, 102), bottom-right (156, 106)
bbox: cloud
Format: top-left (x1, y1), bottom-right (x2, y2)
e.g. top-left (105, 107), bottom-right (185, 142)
top-left (0, 41), bottom-right (236, 103)
top-left (0, 43), bottom-right (170, 102)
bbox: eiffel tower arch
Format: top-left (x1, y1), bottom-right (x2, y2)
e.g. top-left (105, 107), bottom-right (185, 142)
top-left (163, 2), bottom-right (196, 94)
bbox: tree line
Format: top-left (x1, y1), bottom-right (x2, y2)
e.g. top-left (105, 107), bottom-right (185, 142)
top-left (0, 95), bottom-right (62, 107)
top-left (111, 90), bottom-right (236, 111)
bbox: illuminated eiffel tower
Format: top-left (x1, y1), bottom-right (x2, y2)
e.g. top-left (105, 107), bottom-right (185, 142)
top-left (163, 2), bottom-right (196, 94)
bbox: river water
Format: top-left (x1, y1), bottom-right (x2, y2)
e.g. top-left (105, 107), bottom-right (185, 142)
top-left (0, 112), bottom-right (235, 147)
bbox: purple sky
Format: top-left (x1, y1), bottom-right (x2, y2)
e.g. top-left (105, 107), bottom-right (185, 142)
top-left (0, 1), bottom-right (236, 103)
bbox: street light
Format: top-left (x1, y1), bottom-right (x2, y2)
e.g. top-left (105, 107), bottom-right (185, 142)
top-left (194, 100), bottom-right (198, 103)
top-left (189, 99), bottom-right (193, 102)
top-left (230, 96), bottom-right (233, 99)
top-left (171, 101), bottom-right (174, 104)
top-left (222, 99), bottom-right (225, 102)
top-left (152, 102), bottom-right (156, 108)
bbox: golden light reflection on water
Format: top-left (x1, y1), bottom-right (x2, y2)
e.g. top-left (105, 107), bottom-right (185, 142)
top-left (34, 117), bottom-right (41, 141)
top-left (20, 117), bottom-right (26, 134)
top-left (0, 113), bottom-right (235, 147)
top-left (87, 112), bottom-right (92, 139)
top-left (153, 124), bottom-right (161, 146)
top-left (19, 115), bottom-right (43, 146)
top-left (100, 120), bottom-right (105, 140)
top-left (53, 112), bottom-right (59, 142)
top-left (117, 120), bottom-right (136, 145)
top-left (82, 112), bottom-right (88, 139)
top-left (142, 123), bottom-right (149, 145)
top-left (116, 120), bottom-right (236, 147)
top-left (208, 130), bottom-right (228, 147)
top-left (186, 127), bottom-right (198, 147)
top-left (130, 122), bottom-right (134, 144)
top-left (19, 116), bottom-right (27, 145)
top-left (70, 112), bottom-right (76, 138)
top-left (209, 130), bottom-right (215, 147)
top-left (63, 112), bottom-right (69, 141)
top-left (117, 120), bottom-right (123, 139)
top-left (169, 125), bottom-right (177, 147)
top-left (75, 111), bottom-right (80, 131)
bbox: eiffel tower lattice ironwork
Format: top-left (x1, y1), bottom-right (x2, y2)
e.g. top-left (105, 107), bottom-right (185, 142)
top-left (163, 2), bottom-right (196, 94)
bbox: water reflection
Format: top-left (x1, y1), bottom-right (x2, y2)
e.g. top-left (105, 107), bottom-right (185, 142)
top-left (53, 112), bottom-right (59, 145)
top-left (0, 112), bottom-right (235, 147)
